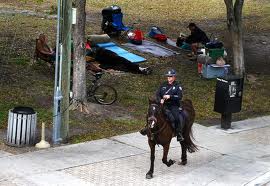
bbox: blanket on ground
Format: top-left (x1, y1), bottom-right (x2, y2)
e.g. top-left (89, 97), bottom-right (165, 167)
top-left (122, 40), bottom-right (179, 57)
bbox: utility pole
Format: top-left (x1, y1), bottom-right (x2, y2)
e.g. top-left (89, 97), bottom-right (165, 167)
top-left (60, 0), bottom-right (72, 142)
top-left (52, 0), bottom-right (63, 145)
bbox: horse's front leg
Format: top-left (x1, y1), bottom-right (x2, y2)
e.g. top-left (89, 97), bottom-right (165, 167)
top-left (146, 140), bottom-right (155, 179)
top-left (179, 141), bottom-right (187, 165)
top-left (162, 143), bottom-right (175, 167)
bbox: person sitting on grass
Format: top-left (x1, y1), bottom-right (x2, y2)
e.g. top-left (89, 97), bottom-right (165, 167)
top-left (35, 33), bottom-right (56, 64)
top-left (180, 23), bottom-right (210, 60)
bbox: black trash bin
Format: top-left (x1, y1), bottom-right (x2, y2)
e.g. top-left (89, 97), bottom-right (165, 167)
top-left (214, 75), bottom-right (244, 129)
top-left (6, 106), bottom-right (37, 147)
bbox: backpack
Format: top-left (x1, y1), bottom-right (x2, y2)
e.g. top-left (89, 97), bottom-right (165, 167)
top-left (154, 34), bottom-right (167, 42)
top-left (148, 26), bottom-right (167, 42)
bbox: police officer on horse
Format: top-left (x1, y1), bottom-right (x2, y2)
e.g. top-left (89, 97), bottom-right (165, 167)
top-left (140, 69), bottom-right (184, 142)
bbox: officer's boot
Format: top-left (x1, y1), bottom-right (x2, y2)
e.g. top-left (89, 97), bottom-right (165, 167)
top-left (176, 125), bottom-right (184, 142)
top-left (176, 115), bottom-right (184, 142)
top-left (139, 127), bottom-right (148, 136)
top-left (175, 116), bottom-right (184, 142)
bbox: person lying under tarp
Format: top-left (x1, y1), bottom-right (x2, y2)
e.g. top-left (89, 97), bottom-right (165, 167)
top-left (176, 23), bottom-right (210, 60)
top-left (35, 33), bottom-right (56, 65)
top-left (86, 34), bottom-right (151, 75)
top-left (91, 47), bottom-right (151, 75)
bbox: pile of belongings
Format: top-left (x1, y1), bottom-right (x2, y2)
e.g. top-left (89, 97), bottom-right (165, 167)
top-left (197, 39), bottom-right (226, 66)
top-left (148, 26), bottom-right (167, 42)
top-left (197, 39), bottom-right (230, 79)
top-left (176, 33), bottom-right (192, 51)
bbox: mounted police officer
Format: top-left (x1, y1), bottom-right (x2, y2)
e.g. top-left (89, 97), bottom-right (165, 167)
top-left (140, 69), bottom-right (184, 142)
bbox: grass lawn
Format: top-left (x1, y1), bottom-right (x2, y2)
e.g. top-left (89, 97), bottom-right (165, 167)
top-left (0, 0), bottom-right (269, 144)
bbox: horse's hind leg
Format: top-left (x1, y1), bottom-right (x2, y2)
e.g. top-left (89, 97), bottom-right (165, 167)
top-left (162, 143), bottom-right (175, 167)
top-left (146, 141), bottom-right (155, 179)
top-left (179, 141), bottom-right (187, 165)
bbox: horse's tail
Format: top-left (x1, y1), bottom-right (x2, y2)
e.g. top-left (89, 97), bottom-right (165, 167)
top-left (182, 99), bottom-right (198, 153)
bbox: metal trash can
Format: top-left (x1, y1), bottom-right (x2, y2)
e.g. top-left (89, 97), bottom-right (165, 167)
top-left (214, 75), bottom-right (244, 129)
top-left (6, 106), bottom-right (37, 147)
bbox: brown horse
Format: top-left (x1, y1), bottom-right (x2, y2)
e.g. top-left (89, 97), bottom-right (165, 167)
top-left (145, 98), bottom-right (198, 179)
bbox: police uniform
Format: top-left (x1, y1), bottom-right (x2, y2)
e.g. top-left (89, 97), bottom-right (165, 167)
top-left (156, 81), bottom-right (183, 132)
top-left (140, 69), bottom-right (184, 141)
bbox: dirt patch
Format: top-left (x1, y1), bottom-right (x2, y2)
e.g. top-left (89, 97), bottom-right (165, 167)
top-left (85, 103), bottom-right (133, 120)
top-left (243, 33), bottom-right (270, 75)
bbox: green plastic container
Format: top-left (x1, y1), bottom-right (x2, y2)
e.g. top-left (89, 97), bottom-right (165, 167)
top-left (207, 48), bottom-right (224, 60)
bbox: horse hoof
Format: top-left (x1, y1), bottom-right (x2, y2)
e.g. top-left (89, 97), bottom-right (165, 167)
top-left (146, 173), bottom-right (153, 179)
top-left (168, 159), bottom-right (176, 166)
top-left (180, 160), bottom-right (187, 165)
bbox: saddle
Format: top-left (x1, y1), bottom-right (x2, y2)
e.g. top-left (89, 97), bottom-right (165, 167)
top-left (164, 108), bottom-right (188, 130)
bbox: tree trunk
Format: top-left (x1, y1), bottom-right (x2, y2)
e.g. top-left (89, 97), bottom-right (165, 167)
top-left (224, 0), bottom-right (245, 76)
top-left (72, 0), bottom-right (88, 111)
top-left (73, 0), bottom-right (86, 100)
top-left (231, 30), bottom-right (244, 76)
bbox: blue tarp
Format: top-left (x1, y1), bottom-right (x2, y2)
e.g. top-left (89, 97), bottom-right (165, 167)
top-left (96, 42), bottom-right (146, 63)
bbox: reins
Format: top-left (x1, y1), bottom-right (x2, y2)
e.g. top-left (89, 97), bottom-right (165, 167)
top-left (147, 103), bottom-right (168, 142)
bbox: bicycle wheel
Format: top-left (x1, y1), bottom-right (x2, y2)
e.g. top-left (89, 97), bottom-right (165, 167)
top-left (93, 85), bottom-right (117, 105)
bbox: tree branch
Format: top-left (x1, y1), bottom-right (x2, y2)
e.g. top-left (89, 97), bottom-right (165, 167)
top-left (224, 0), bottom-right (235, 30)
top-left (234, 0), bottom-right (244, 28)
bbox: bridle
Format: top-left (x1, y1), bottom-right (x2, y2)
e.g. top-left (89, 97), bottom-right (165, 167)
top-left (147, 103), bottom-right (167, 141)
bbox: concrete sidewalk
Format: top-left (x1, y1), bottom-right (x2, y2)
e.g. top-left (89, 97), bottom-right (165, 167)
top-left (0, 116), bottom-right (270, 186)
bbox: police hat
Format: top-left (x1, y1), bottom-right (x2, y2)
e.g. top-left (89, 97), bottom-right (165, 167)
top-left (165, 69), bottom-right (177, 76)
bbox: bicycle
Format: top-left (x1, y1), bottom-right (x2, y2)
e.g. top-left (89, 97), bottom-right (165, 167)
top-left (87, 72), bottom-right (117, 105)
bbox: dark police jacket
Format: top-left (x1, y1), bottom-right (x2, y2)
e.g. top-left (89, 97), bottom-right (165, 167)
top-left (156, 81), bottom-right (183, 108)
top-left (185, 26), bottom-right (210, 45)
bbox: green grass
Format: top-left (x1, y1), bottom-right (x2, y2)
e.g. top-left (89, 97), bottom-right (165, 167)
top-left (0, 0), bottom-right (270, 143)
top-left (69, 118), bottom-right (144, 143)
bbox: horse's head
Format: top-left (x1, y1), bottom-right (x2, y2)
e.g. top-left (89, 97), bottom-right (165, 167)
top-left (147, 97), bottom-right (161, 130)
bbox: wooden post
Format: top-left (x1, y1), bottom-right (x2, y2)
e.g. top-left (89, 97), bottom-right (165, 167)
top-left (60, 0), bottom-right (72, 142)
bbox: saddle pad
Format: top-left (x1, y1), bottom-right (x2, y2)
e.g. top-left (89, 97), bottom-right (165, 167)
top-left (96, 42), bottom-right (146, 63)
